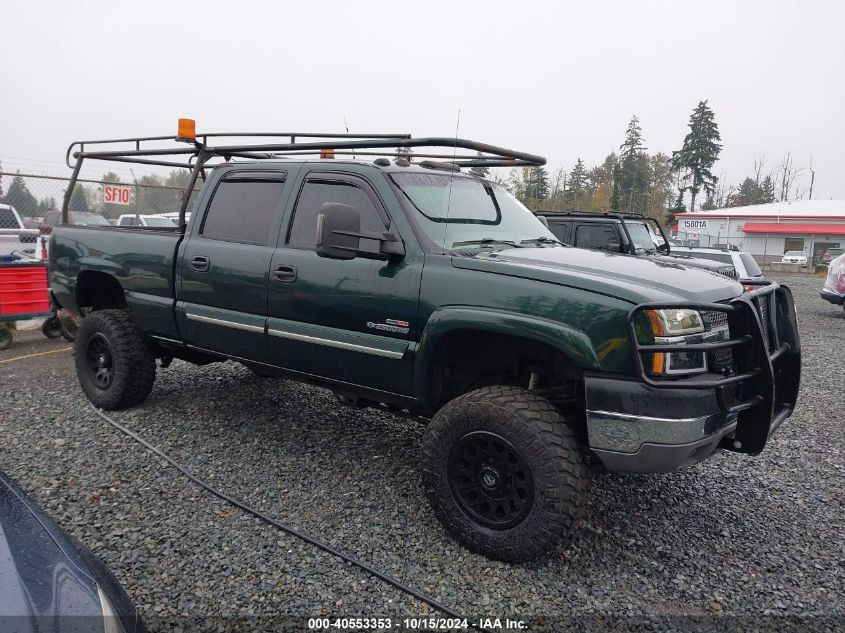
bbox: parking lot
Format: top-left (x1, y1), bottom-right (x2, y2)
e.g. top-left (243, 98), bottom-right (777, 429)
top-left (0, 272), bottom-right (842, 629)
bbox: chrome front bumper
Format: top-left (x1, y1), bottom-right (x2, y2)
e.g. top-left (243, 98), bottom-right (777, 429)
top-left (586, 407), bottom-right (738, 473)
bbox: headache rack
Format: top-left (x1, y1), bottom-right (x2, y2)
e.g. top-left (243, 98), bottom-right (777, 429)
top-left (62, 125), bottom-right (546, 231)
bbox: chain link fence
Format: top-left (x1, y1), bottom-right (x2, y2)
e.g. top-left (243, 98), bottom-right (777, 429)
top-left (0, 169), bottom-right (200, 227)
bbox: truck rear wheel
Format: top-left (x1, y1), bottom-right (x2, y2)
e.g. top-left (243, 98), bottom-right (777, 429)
top-left (74, 309), bottom-right (156, 410)
top-left (421, 385), bottom-right (587, 562)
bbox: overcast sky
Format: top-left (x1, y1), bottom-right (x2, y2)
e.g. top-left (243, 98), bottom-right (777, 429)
top-left (2, 0), bottom-right (843, 202)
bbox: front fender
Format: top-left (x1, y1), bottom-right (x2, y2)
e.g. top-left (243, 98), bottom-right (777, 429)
top-left (413, 306), bottom-right (602, 401)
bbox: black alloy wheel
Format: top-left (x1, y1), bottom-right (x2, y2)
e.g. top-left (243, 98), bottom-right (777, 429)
top-left (74, 309), bottom-right (156, 410)
top-left (448, 431), bottom-right (534, 530)
top-left (421, 385), bottom-right (588, 562)
top-left (85, 332), bottom-right (114, 389)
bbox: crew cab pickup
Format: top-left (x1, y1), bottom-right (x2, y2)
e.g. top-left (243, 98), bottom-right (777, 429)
top-left (50, 129), bottom-right (801, 562)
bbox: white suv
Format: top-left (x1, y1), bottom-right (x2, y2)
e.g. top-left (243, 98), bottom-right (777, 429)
top-left (677, 247), bottom-right (766, 282)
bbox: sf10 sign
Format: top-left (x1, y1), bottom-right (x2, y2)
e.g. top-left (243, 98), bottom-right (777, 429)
top-left (681, 218), bottom-right (709, 231)
top-left (103, 184), bottom-right (132, 206)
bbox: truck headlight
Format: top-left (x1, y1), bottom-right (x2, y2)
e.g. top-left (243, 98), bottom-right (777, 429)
top-left (646, 308), bottom-right (705, 336)
top-left (645, 308), bottom-right (706, 375)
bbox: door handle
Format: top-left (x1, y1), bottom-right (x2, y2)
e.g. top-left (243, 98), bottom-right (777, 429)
top-left (190, 255), bottom-right (210, 272)
top-left (272, 265), bottom-right (297, 283)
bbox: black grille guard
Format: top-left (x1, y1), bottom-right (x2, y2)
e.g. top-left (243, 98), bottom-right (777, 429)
top-left (627, 282), bottom-right (801, 455)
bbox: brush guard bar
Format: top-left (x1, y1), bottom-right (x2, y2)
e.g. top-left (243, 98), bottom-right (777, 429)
top-left (627, 282), bottom-right (801, 455)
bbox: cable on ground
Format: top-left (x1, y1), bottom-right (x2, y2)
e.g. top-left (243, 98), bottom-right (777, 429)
top-left (89, 404), bottom-right (480, 628)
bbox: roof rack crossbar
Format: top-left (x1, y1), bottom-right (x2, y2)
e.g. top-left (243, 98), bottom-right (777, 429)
top-left (66, 132), bottom-right (413, 168)
top-left (66, 134), bottom-right (545, 169)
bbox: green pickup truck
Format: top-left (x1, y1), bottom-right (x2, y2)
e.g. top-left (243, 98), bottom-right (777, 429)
top-left (50, 130), bottom-right (801, 562)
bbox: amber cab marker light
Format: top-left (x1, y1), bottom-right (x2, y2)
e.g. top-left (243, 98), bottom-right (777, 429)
top-left (320, 148), bottom-right (335, 159)
top-left (176, 118), bottom-right (196, 142)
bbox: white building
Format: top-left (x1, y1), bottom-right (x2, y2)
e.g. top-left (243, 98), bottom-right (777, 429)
top-left (673, 200), bottom-right (845, 265)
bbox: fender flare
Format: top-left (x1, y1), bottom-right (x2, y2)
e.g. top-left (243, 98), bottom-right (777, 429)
top-left (412, 306), bottom-right (601, 402)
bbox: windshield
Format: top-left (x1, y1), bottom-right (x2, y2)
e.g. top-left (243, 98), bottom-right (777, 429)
top-left (142, 216), bottom-right (176, 227)
top-left (391, 173), bottom-right (555, 249)
top-left (71, 212), bottom-right (109, 226)
top-left (626, 221), bottom-right (659, 252)
top-left (785, 251), bottom-right (805, 257)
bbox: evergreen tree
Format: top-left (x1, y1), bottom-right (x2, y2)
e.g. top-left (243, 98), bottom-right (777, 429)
top-left (610, 163), bottom-right (621, 211)
top-left (524, 166), bottom-right (550, 203)
top-left (618, 116), bottom-right (651, 213)
top-left (727, 177), bottom-right (764, 207)
top-left (69, 184), bottom-right (90, 212)
top-left (2, 174), bottom-right (39, 216)
top-left (37, 197), bottom-right (58, 213)
top-left (565, 158), bottom-right (587, 210)
top-left (760, 175), bottom-right (776, 203)
top-left (670, 100), bottom-right (722, 212)
top-left (468, 152), bottom-right (491, 179)
top-left (620, 115), bottom-right (647, 160)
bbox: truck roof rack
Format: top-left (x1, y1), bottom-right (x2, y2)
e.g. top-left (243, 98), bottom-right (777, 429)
top-left (537, 210), bottom-right (647, 220)
top-left (62, 123), bottom-right (547, 229)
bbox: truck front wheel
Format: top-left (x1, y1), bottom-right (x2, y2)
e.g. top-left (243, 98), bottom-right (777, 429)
top-left (74, 309), bottom-right (156, 410)
top-left (421, 385), bottom-right (587, 562)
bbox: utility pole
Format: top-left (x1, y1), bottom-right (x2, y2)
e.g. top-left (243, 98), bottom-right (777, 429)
top-left (808, 158), bottom-right (815, 200)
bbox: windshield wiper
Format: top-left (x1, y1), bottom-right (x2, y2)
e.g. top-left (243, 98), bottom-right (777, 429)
top-left (452, 238), bottom-right (523, 248)
top-left (519, 236), bottom-right (565, 247)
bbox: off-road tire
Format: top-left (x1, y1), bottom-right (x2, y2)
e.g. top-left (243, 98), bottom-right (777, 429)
top-left (74, 309), bottom-right (156, 410)
top-left (421, 385), bottom-right (587, 562)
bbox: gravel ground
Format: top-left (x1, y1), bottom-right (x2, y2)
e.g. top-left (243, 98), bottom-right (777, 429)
top-left (0, 272), bottom-right (842, 631)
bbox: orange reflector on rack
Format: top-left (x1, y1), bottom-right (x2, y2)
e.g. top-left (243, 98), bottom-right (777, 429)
top-left (177, 118), bottom-right (196, 142)
top-left (320, 148), bottom-right (335, 159)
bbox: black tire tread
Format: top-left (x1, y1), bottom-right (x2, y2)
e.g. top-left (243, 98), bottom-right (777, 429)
top-left (421, 385), bottom-right (587, 562)
top-left (74, 309), bottom-right (156, 410)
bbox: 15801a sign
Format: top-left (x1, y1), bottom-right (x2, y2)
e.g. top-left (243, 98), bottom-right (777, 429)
top-left (103, 184), bottom-right (132, 206)
top-left (681, 218), bottom-right (709, 231)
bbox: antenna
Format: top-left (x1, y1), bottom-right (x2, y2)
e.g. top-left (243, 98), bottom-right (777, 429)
top-left (343, 116), bottom-right (356, 160)
top-left (442, 108), bottom-right (461, 251)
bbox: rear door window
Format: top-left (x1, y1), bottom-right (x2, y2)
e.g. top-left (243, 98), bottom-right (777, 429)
top-left (546, 220), bottom-right (569, 243)
top-left (200, 174), bottom-right (286, 245)
top-left (575, 223), bottom-right (619, 250)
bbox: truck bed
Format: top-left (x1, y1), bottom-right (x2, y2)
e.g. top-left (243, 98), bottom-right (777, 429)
top-left (49, 225), bottom-right (183, 339)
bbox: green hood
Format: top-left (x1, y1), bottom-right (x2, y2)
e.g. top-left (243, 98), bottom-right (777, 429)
top-left (452, 246), bottom-right (744, 305)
